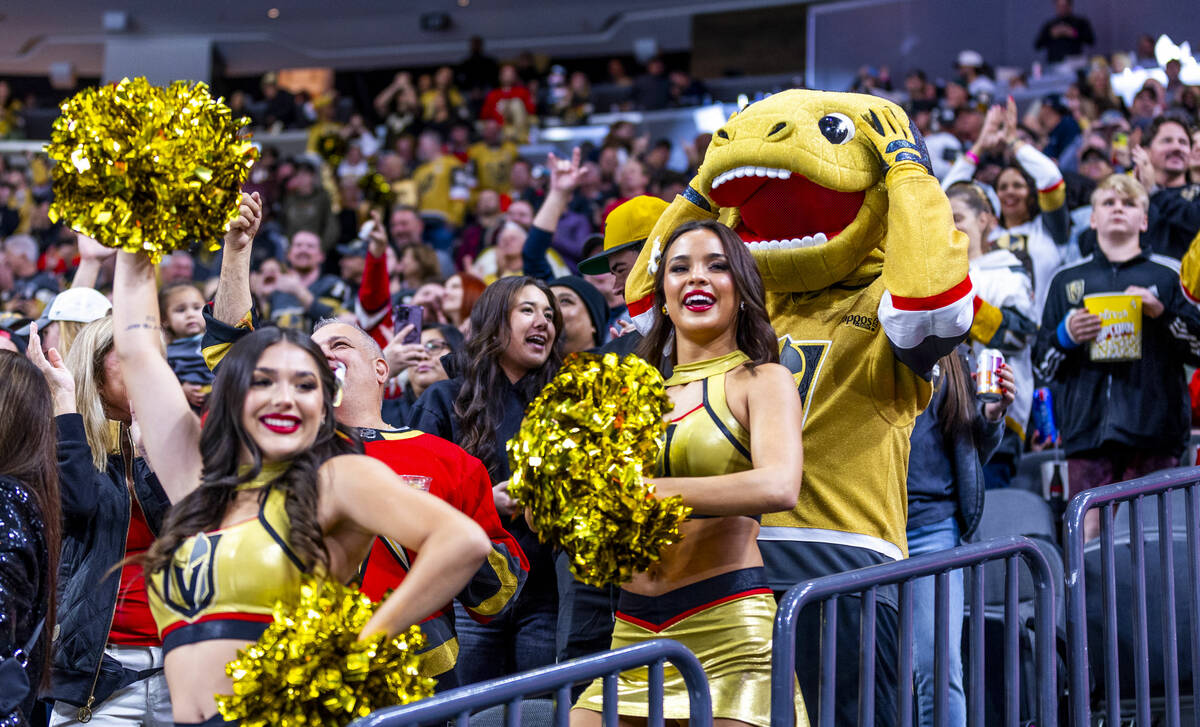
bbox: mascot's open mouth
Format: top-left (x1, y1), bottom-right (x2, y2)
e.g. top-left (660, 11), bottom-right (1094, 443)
top-left (709, 165), bottom-right (865, 247)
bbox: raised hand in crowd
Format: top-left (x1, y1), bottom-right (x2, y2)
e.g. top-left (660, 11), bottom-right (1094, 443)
top-left (1003, 95), bottom-right (1022, 149)
top-left (546, 147), bottom-right (584, 194)
top-left (365, 209), bottom-right (388, 259)
top-left (518, 146), bottom-right (585, 285)
top-left (381, 323), bottom-right (426, 376)
top-left (225, 191), bottom-right (263, 252)
top-left (1132, 145), bottom-right (1157, 193)
top-left (530, 148), bottom-right (583, 234)
top-left (972, 105), bottom-right (1006, 157)
top-left (25, 322), bottom-right (75, 415)
top-left (214, 191), bottom-right (264, 324)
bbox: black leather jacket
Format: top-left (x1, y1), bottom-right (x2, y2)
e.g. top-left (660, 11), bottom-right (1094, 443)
top-left (44, 415), bottom-right (170, 712)
top-left (0, 476), bottom-right (50, 726)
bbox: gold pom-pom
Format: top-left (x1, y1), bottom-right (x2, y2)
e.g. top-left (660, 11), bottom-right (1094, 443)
top-left (507, 352), bottom-right (691, 587)
top-left (216, 578), bottom-right (435, 727)
top-left (316, 132), bottom-right (349, 167)
top-left (358, 171), bottom-right (397, 210)
top-left (45, 77), bottom-right (258, 263)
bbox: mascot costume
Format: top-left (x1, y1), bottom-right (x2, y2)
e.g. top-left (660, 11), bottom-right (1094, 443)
top-left (624, 90), bottom-right (974, 725)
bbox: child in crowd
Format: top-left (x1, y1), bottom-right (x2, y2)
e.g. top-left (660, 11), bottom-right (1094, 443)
top-left (158, 282), bottom-right (212, 412)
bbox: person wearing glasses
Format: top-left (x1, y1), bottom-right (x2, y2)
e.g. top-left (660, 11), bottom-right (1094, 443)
top-left (380, 323), bottom-right (465, 426)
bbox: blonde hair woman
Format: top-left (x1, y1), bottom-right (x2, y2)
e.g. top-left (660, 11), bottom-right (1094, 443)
top-left (27, 316), bottom-right (175, 726)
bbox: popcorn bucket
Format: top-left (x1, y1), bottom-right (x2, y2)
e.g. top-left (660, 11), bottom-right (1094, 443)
top-left (1083, 293), bottom-right (1142, 362)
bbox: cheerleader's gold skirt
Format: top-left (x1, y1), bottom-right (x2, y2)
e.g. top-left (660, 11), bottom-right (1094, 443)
top-left (574, 568), bottom-right (806, 727)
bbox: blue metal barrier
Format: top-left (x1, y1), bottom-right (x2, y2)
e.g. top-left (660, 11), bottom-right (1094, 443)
top-left (1064, 466), bottom-right (1200, 727)
top-left (349, 639), bottom-right (713, 727)
top-left (770, 535), bottom-right (1058, 727)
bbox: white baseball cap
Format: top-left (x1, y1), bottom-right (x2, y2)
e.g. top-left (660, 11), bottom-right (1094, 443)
top-left (40, 287), bottom-right (112, 326)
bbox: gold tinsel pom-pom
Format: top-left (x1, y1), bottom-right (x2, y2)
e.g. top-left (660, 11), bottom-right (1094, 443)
top-left (316, 132), bottom-right (349, 167)
top-left (507, 352), bottom-right (691, 587)
top-left (45, 77), bottom-right (258, 263)
top-left (216, 579), bottom-right (436, 727)
top-left (359, 171), bottom-right (397, 210)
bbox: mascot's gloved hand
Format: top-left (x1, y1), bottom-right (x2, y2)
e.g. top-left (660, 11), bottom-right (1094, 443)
top-left (971, 299), bottom-right (1037, 351)
top-left (856, 106), bottom-right (934, 179)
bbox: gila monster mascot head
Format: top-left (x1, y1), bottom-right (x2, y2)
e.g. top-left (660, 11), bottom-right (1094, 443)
top-left (625, 89), bottom-right (940, 328)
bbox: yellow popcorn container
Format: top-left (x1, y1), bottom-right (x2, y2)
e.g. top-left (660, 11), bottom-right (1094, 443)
top-left (1083, 293), bottom-right (1142, 362)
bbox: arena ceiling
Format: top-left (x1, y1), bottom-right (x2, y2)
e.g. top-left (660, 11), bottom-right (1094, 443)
top-left (0, 0), bottom-right (809, 77)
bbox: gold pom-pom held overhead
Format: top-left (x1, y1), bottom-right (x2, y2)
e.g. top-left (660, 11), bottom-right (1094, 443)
top-left (216, 578), bottom-right (435, 727)
top-left (507, 352), bottom-right (691, 588)
top-left (45, 77), bottom-right (258, 263)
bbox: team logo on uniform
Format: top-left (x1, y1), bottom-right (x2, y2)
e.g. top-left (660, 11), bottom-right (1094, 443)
top-left (777, 336), bottom-right (830, 426)
top-left (161, 532), bottom-right (221, 618)
top-left (1066, 279), bottom-right (1085, 305)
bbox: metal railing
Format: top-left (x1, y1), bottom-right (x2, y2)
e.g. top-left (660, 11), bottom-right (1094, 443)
top-left (1064, 466), bottom-right (1200, 727)
top-left (349, 639), bottom-right (712, 727)
top-left (771, 535), bottom-right (1058, 727)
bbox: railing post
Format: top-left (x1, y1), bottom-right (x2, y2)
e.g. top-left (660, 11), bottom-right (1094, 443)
top-left (348, 639), bottom-right (712, 727)
top-left (1062, 467), bottom-right (1200, 727)
top-left (771, 536), bottom-right (1057, 727)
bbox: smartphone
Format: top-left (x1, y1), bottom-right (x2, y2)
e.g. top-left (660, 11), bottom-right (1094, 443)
top-left (393, 304), bottom-right (423, 344)
top-left (1112, 132), bottom-right (1128, 150)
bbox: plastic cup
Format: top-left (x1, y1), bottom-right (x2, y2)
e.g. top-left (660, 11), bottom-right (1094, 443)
top-left (1083, 293), bottom-right (1142, 362)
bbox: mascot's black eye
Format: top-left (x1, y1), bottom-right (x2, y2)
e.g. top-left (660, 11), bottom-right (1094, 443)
top-left (716, 129), bottom-right (730, 140)
top-left (818, 113), bottom-right (855, 145)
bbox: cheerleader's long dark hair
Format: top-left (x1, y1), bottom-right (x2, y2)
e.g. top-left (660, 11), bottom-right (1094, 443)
top-left (0, 352), bottom-right (61, 687)
top-left (144, 327), bottom-right (359, 577)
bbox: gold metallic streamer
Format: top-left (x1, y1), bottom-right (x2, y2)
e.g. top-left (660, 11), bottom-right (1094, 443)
top-left (45, 77), bottom-right (258, 263)
top-left (507, 352), bottom-right (691, 587)
top-left (216, 578), bottom-right (435, 727)
top-left (358, 171), bottom-right (397, 210)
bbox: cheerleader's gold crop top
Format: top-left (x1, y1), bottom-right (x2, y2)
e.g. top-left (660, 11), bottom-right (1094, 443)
top-left (660, 351), bottom-right (754, 481)
top-left (147, 464), bottom-right (305, 652)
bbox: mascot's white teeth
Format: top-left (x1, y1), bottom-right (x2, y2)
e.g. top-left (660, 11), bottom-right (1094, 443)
top-left (745, 233), bottom-right (829, 251)
top-left (711, 166), bottom-right (792, 190)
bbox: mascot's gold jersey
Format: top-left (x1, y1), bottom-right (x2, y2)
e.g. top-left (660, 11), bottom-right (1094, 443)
top-left (626, 91), bottom-right (974, 577)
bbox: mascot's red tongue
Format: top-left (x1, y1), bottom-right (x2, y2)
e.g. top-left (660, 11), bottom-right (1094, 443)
top-left (709, 173), bottom-right (865, 242)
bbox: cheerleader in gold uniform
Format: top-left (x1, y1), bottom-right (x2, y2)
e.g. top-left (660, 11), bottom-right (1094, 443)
top-left (113, 195), bottom-right (492, 725)
top-left (573, 219), bottom-right (806, 727)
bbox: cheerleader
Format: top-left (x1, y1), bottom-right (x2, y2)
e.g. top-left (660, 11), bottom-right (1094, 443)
top-left (571, 220), bottom-right (805, 727)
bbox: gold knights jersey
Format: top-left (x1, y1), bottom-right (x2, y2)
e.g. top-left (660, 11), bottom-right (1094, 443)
top-left (413, 155), bottom-right (466, 227)
top-left (468, 141), bottom-right (519, 194)
top-left (761, 276), bottom-right (934, 562)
